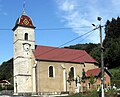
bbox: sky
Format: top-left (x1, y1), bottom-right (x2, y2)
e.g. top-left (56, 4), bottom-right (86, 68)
top-left (0, 0), bottom-right (120, 64)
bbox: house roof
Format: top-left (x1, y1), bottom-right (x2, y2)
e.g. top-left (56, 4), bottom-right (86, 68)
top-left (33, 45), bottom-right (97, 63)
top-left (86, 68), bottom-right (112, 77)
top-left (86, 68), bottom-right (100, 77)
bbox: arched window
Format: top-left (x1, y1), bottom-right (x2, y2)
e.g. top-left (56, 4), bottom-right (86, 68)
top-left (24, 33), bottom-right (28, 40)
top-left (70, 67), bottom-right (74, 78)
top-left (49, 66), bottom-right (54, 77)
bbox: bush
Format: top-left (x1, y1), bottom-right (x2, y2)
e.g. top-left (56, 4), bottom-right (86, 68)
top-left (7, 85), bottom-right (14, 90)
top-left (0, 84), bottom-right (2, 91)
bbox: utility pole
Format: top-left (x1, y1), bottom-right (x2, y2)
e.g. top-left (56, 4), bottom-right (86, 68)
top-left (97, 17), bottom-right (104, 97)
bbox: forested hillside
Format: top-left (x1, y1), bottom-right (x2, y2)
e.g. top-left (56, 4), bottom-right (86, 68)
top-left (0, 58), bottom-right (13, 84)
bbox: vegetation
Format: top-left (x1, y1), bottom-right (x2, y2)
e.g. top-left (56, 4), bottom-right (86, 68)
top-left (0, 58), bottom-right (13, 83)
top-left (89, 74), bottom-right (97, 90)
top-left (110, 67), bottom-right (120, 88)
top-left (104, 17), bottom-right (120, 68)
top-left (67, 70), bottom-right (74, 85)
top-left (57, 90), bottom-right (118, 97)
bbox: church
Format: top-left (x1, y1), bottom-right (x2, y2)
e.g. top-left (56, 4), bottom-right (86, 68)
top-left (12, 9), bottom-right (110, 95)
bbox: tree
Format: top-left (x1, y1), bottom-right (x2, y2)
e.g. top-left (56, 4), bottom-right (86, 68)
top-left (89, 74), bottom-right (97, 90)
top-left (82, 69), bottom-right (86, 83)
top-left (67, 70), bottom-right (74, 85)
top-left (67, 70), bottom-right (74, 93)
top-left (103, 17), bottom-right (120, 68)
top-left (0, 58), bottom-right (13, 84)
top-left (81, 69), bottom-right (86, 92)
top-left (90, 45), bottom-right (101, 65)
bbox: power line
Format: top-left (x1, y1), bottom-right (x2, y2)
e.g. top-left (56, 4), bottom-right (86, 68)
top-left (12, 28), bottom-right (98, 65)
top-left (0, 26), bottom-right (91, 31)
top-left (35, 28), bottom-right (96, 58)
top-left (36, 26), bottom-right (91, 31)
top-left (45, 30), bottom-right (97, 60)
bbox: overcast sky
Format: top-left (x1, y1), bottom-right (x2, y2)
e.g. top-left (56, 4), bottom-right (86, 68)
top-left (0, 0), bottom-right (120, 64)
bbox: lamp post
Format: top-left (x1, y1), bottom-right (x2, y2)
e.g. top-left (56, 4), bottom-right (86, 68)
top-left (93, 17), bottom-right (104, 97)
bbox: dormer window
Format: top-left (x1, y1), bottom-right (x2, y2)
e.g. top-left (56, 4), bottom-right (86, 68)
top-left (25, 33), bottom-right (28, 40)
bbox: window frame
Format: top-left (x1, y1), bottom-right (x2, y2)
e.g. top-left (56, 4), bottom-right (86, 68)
top-left (48, 65), bottom-right (55, 78)
top-left (24, 33), bottom-right (28, 40)
top-left (69, 66), bottom-right (75, 79)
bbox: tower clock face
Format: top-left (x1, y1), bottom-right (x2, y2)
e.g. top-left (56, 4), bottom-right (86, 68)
top-left (23, 43), bottom-right (31, 51)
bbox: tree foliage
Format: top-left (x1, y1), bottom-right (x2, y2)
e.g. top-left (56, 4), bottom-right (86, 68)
top-left (64, 43), bottom-right (98, 54)
top-left (82, 69), bottom-right (86, 83)
top-left (0, 58), bottom-right (13, 84)
top-left (104, 17), bottom-right (120, 68)
top-left (110, 67), bottom-right (120, 88)
top-left (67, 70), bottom-right (74, 85)
top-left (89, 74), bottom-right (97, 85)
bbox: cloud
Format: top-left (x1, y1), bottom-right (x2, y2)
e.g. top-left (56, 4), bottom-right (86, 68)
top-left (55, 0), bottom-right (120, 43)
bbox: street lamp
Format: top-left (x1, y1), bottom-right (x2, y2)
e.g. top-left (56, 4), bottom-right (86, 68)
top-left (92, 17), bottom-right (105, 97)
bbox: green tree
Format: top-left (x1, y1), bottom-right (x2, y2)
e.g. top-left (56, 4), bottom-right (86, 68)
top-left (90, 45), bottom-right (101, 64)
top-left (0, 84), bottom-right (2, 91)
top-left (0, 58), bottom-right (13, 84)
top-left (82, 69), bottom-right (86, 83)
top-left (104, 17), bottom-right (120, 68)
top-left (67, 70), bottom-right (74, 93)
top-left (67, 70), bottom-right (74, 85)
top-left (89, 74), bottom-right (97, 90)
top-left (81, 69), bottom-right (86, 92)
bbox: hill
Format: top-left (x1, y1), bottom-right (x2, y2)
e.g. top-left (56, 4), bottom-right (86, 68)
top-left (0, 58), bottom-right (13, 84)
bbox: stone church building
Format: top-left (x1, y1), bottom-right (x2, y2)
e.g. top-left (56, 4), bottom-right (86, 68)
top-left (12, 10), bottom-right (107, 95)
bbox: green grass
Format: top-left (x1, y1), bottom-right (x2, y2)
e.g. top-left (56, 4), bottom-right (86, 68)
top-left (57, 90), bottom-right (118, 97)
top-left (57, 91), bottom-right (99, 97)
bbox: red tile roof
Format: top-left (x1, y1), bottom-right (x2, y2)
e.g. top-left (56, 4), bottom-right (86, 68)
top-left (33, 45), bottom-right (97, 63)
top-left (86, 68), bottom-right (100, 77)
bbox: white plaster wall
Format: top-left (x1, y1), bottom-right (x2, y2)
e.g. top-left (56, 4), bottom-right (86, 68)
top-left (13, 26), bottom-right (35, 93)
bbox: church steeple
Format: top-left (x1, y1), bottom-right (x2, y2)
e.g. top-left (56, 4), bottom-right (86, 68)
top-left (13, 1), bottom-right (35, 94)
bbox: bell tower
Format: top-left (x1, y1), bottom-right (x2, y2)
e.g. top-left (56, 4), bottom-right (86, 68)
top-left (13, 7), bottom-right (36, 94)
